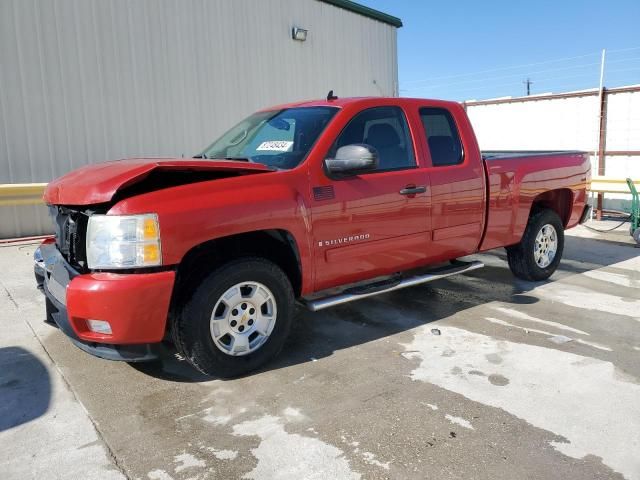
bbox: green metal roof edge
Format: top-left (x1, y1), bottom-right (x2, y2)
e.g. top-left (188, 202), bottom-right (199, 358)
top-left (319, 0), bottom-right (403, 28)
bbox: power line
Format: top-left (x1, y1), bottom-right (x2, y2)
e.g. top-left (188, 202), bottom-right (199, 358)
top-left (606, 55), bottom-right (640, 65)
top-left (471, 76), bottom-right (637, 101)
top-left (455, 73), bottom-right (637, 101)
top-left (418, 66), bottom-right (638, 100)
top-left (403, 58), bottom-right (640, 96)
top-left (402, 52), bottom-right (599, 85)
top-left (404, 57), bottom-right (640, 93)
top-left (403, 46), bottom-right (640, 86)
top-left (405, 61), bottom-right (602, 92)
top-left (407, 67), bottom-right (603, 93)
top-left (607, 45), bottom-right (640, 54)
top-left (604, 66), bottom-right (640, 74)
top-left (401, 46), bottom-right (640, 101)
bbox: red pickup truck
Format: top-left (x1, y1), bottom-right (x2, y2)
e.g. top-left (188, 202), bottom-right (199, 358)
top-left (35, 96), bottom-right (590, 376)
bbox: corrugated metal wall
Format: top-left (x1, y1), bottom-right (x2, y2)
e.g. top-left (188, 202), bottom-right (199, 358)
top-left (0, 0), bottom-right (398, 237)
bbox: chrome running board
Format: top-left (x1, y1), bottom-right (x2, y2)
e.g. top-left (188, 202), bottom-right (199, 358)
top-left (302, 260), bottom-right (484, 312)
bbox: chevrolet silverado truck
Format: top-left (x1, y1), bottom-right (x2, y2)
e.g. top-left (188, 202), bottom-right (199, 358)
top-left (35, 96), bottom-right (591, 377)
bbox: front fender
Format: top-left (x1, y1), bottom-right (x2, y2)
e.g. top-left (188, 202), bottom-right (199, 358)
top-left (109, 171), bottom-right (314, 293)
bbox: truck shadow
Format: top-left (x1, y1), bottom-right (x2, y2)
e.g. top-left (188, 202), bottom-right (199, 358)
top-left (0, 346), bottom-right (51, 432)
top-left (131, 234), bottom-right (639, 382)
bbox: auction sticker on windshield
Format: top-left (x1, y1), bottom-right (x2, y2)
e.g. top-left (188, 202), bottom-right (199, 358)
top-left (256, 141), bottom-right (293, 152)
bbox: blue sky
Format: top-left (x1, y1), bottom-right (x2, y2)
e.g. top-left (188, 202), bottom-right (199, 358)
top-left (358, 0), bottom-right (640, 101)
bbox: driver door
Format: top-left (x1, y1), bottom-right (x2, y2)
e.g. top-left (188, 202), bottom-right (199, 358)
top-left (310, 106), bottom-right (432, 291)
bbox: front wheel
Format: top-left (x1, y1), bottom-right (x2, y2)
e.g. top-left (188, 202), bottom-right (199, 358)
top-left (506, 209), bottom-right (565, 281)
top-left (172, 257), bottom-right (295, 377)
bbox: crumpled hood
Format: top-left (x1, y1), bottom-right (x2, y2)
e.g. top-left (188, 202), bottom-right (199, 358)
top-left (43, 158), bottom-right (273, 205)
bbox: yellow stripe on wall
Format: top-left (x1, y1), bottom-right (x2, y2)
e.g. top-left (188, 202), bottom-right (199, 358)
top-left (0, 183), bottom-right (47, 206)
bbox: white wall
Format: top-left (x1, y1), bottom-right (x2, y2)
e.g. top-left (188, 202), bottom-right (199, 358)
top-left (605, 90), bottom-right (640, 178)
top-left (467, 95), bottom-right (600, 151)
top-left (0, 0), bottom-right (398, 237)
top-left (466, 87), bottom-right (640, 212)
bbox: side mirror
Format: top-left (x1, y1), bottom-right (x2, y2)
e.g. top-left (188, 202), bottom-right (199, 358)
top-left (324, 144), bottom-right (379, 177)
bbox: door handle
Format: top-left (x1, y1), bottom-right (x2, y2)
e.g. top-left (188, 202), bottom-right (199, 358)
top-left (399, 185), bottom-right (427, 195)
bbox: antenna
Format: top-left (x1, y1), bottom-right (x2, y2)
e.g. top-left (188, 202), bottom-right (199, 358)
top-left (327, 90), bottom-right (338, 101)
top-left (523, 78), bottom-right (532, 96)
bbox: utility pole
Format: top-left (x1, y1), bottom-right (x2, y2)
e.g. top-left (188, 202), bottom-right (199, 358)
top-left (595, 49), bottom-right (607, 219)
top-left (523, 78), bottom-right (532, 96)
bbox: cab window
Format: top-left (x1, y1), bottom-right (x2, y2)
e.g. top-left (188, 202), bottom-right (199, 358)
top-left (420, 107), bottom-right (464, 166)
top-left (331, 106), bottom-right (415, 171)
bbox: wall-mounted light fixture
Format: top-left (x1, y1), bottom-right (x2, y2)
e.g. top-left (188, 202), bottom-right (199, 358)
top-left (292, 27), bottom-right (308, 41)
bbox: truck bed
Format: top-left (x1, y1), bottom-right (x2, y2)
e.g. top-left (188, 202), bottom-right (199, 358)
top-left (480, 150), bottom-right (590, 252)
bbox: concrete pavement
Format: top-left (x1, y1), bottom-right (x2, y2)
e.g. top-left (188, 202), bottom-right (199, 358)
top-left (1, 222), bottom-right (639, 479)
top-left (0, 243), bottom-right (125, 479)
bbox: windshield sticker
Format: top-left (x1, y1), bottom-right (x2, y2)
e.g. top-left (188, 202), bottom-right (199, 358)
top-left (256, 141), bottom-right (293, 152)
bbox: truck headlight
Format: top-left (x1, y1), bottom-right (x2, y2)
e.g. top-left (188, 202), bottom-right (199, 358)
top-left (86, 214), bottom-right (162, 269)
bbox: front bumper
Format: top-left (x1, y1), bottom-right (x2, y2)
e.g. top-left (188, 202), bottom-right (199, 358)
top-left (36, 242), bottom-right (175, 362)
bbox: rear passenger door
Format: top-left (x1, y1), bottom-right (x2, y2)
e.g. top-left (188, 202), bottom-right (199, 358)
top-left (417, 105), bottom-right (485, 260)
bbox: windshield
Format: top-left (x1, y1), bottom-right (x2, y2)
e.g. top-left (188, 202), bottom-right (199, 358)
top-left (198, 106), bottom-right (339, 169)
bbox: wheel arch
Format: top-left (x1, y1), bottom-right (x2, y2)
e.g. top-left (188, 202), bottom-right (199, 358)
top-left (530, 188), bottom-right (574, 227)
top-left (170, 229), bottom-right (303, 320)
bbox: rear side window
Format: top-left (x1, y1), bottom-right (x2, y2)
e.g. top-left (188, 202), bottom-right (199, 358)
top-left (331, 106), bottom-right (415, 171)
top-left (420, 108), bottom-right (464, 166)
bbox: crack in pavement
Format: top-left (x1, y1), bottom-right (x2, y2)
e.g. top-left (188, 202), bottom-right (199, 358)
top-left (0, 279), bottom-right (19, 310)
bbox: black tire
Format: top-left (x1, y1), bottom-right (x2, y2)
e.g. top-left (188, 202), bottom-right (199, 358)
top-left (506, 209), bottom-right (564, 281)
top-left (172, 257), bottom-right (294, 378)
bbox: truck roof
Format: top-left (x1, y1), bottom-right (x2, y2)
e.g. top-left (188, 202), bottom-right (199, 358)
top-left (262, 96), bottom-right (461, 111)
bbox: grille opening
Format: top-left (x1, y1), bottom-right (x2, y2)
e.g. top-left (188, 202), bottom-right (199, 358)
top-left (48, 206), bottom-right (89, 271)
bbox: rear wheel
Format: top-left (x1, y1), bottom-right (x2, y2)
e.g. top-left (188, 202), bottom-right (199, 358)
top-left (173, 257), bottom-right (294, 377)
top-left (506, 209), bottom-right (564, 281)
